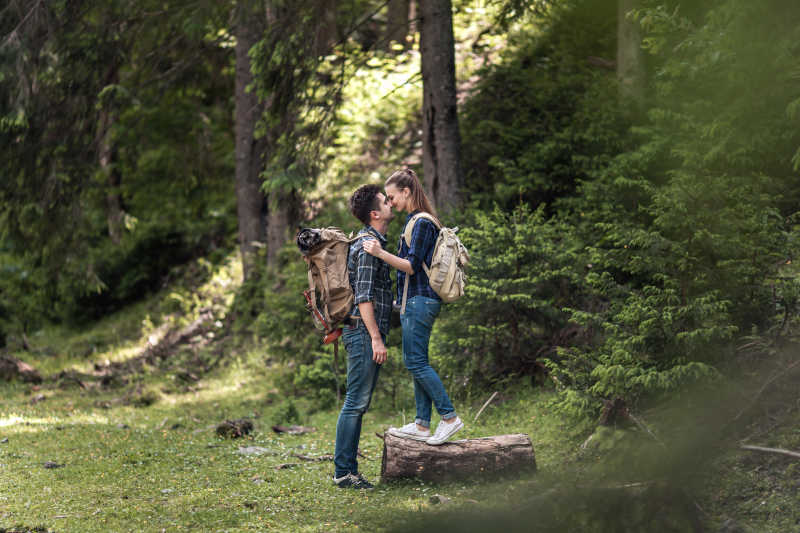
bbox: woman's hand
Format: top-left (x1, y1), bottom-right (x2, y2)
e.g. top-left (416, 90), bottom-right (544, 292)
top-left (363, 238), bottom-right (382, 258)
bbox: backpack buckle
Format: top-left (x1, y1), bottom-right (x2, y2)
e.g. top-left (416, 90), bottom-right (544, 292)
top-left (323, 328), bottom-right (343, 344)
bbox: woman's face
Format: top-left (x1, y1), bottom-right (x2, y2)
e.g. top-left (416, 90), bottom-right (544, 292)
top-left (385, 183), bottom-right (411, 213)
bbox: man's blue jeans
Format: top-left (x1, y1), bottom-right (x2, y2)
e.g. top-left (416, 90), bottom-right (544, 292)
top-left (333, 325), bottom-right (382, 478)
top-left (401, 296), bottom-right (456, 428)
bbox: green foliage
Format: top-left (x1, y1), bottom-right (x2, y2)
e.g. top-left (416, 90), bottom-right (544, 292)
top-left (545, 0), bottom-right (800, 415)
top-left (316, 45), bottom-right (423, 197)
top-left (0, 249), bottom-right (53, 343)
top-left (236, 242), bottom-right (343, 406)
top-left (444, 0), bottom-right (800, 421)
top-left (0, 0), bottom-right (236, 327)
top-left (461, 0), bottom-right (625, 211)
top-left (246, 245), bottom-right (323, 362)
top-left (433, 205), bottom-right (589, 384)
top-left (272, 398), bottom-right (301, 425)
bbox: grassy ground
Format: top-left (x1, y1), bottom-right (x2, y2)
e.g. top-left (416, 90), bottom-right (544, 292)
top-left (0, 279), bottom-right (579, 533)
top-left (2, 256), bottom-right (799, 532)
top-left (0, 359), bottom-right (575, 532)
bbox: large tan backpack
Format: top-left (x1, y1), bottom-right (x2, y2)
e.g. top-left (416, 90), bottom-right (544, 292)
top-left (297, 227), bottom-right (354, 339)
top-left (400, 213), bottom-right (470, 313)
top-left (297, 227), bottom-right (360, 403)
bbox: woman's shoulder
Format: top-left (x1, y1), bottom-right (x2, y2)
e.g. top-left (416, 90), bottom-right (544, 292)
top-left (411, 212), bottom-right (440, 230)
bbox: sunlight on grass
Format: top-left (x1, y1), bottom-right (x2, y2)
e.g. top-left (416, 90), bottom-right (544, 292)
top-left (1, 359), bottom-right (570, 532)
top-left (0, 412), bottom-right (110, 430)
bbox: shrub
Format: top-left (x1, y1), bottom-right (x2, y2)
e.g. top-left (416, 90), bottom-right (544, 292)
top-left (432, 204), bottom-right (590, 386)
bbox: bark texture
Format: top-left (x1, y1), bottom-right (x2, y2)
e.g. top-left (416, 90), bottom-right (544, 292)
top-left (234, 0), bottom-right (269, 280)
top-left (314, 0), bottom-right (338, 57)
top-left (419, 0), bottom-right (463, 213)
top-left (617, 0), bottom-right (645, 107)
top-left (97, 66), bottom-right (125, 245)
top-left (381, 433), bottom-right (536, 481)
top-left (266, 189), bottom-right (299, 267)
top-left (385, 0), bottom-right (411, 51)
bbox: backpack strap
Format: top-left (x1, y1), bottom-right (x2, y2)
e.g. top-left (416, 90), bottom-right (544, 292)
top-left (307, 268), bottom-right (328, 330)
top-left (400, 213), bottom-right (442, 315)
top-left (402, 212), bottom-right (441, 248)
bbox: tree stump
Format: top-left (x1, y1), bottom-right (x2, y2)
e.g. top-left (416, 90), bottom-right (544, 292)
top-left (0, 355), bottom-right (42, 383)
top-left (216, 418), bottom-right (254, 438)
top-left (380, 433), bottom-right (536, 482)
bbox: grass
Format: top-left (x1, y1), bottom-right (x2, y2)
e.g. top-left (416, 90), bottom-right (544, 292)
top-left (3, 254), bottom-right (799, 532)
top-left (0, 276), bottom-right (580, 532)
top-left (0, 360), bottom-right (575, 532)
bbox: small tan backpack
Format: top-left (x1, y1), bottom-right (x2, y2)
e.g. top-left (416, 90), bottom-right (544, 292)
top-left (400, 213), bottom-right (470, 313)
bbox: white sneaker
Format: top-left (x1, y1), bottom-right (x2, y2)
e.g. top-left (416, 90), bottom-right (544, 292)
top-left (387, 422), bottom-right (431, 441)
top-left (426, 417), bottom-right (464, 445)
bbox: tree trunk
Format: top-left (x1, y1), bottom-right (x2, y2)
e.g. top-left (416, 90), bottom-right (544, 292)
top-left (97, 67), bottom-right (125, 245)
top-left (98, 110), bottom-right (125, 245)
top-left (385, 0), bottom-right (411, 51)
top-left (234, 0), bottom-right (269, 280)
top-left (314, 0), bottom-right (337, 57)
top-left (380, 433), bottom-right (536, 482)
top-left (266, 188), bottom-right (297, 268)
top-left (261, 5), bottom-right (302, 271)
top-left (617, 0), bottom-right (645, 108)
top-left (419, 0), bottom-right (463, 213)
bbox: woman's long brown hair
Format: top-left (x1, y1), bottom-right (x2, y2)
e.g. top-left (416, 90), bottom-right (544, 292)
top-left (385, 168), bottom-right (440, 223)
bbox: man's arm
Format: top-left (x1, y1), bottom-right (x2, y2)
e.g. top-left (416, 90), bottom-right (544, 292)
top-left (358, 301), bottom-right (387, 364)
top-left (352, 244), bottom-right (387, 364)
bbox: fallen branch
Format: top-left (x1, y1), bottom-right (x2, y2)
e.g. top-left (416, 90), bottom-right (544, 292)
top-left (576, 480), bottom-right (656, 491)
top-left (740, 444), bottom-right (800, 460)
top-left (272, 424), bottom-right (316, 435)
top-left (627, 411), bottom-right (667, 449)
top-left (291, 453), bottom-right (333, 462)
top-left (473, 391), bottom-right (498, 422)
top-left (143, 310), bottom-right (214, 363)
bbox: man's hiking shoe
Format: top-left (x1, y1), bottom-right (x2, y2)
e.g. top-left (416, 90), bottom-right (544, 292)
top-left (426, 417), bottom-right (464, 445)
top-left (333, 473), bottom-right (374, 489)
top-left (387, 422), bottom-right (431, 441)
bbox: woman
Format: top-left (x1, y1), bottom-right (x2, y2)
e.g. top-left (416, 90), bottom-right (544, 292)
top-left (362, 168), bottom-right (463, 446)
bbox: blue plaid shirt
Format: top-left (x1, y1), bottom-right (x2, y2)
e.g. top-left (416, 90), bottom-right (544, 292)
top-left (396, 211), bottom-right (441, 304)
top-left (348, 226), bottom-right (393, 336)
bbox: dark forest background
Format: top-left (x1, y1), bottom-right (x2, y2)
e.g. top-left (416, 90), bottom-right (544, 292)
top-left (3, 0), bottom-right (800, 424)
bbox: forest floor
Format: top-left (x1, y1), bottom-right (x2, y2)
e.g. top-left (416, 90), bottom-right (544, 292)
top-left (0, 333), bottom-right (574, 532)
top-left (2, 257), bottom-right (799, 532)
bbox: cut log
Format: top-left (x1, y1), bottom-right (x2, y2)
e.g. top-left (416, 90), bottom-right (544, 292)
top-left (380, 433), bottom-right (536, 482)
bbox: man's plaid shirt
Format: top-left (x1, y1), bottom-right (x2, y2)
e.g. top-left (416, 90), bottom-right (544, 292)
top-left (396, 211), bottom-right (441, 304)
top-left (348, 226), bottom-right (393, 336)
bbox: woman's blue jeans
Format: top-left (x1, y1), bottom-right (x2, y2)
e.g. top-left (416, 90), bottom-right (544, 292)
top-left (401, 296), bottom-right (456, 428)
top-left (333, 325), bottom-right (382, 478)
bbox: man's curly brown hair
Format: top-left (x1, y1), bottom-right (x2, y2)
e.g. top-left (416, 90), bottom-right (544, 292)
top-left (350, 184), bottom-right (382, 226)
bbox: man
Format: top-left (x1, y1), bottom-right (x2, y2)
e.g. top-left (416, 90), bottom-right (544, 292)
top-left (333, 184), bottom-right (394, 489)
